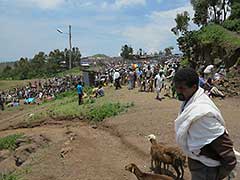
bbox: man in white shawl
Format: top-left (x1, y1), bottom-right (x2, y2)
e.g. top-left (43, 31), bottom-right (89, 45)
top-left (173, 68), bottom-right (236, 180)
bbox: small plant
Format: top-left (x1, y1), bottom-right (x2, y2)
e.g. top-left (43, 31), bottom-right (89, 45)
top-left (0, 172), bottom-right (21, 180)
top-left (0, 134), bottom-right (24, 151)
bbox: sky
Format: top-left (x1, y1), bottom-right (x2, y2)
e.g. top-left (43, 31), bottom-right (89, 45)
top-left (0, 0), bottom-right (196, 62)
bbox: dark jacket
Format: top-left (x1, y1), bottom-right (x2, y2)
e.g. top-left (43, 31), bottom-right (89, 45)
top-left (200, 131), bottom-right (237, 179)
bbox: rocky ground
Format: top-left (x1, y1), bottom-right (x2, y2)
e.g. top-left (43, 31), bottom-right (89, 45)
top-left (0, 87), bottom-right (239, 180)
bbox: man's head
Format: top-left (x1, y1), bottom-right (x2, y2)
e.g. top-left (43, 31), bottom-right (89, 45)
top-left (173, 68), bottom-right (199, 101)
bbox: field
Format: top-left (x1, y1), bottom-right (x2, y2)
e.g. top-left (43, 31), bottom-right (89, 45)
top-left (0, 86), bottom-right (239, 180)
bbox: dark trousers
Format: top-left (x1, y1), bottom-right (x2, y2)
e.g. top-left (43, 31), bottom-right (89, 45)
top-left (0, 102), bottom-right (4, 111)
top-left (78, 94), bottom-right (83, 105)
top-left (188, 158), bottom-right (219, 180)
top-left (115, 78), bottom-right (121, 90)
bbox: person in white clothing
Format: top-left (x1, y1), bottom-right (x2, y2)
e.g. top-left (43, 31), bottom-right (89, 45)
top-left (154, 71), bottom-right (165, 100)
top-left (203, 64), bottom-right (214, 79)
top-left (173, 68), bottom-right (236, 180)
top-left (113, 69), bottom-right (121, 90)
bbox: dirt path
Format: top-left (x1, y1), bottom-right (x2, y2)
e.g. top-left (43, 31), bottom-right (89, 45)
top-left (0, 87), bottom-right (239, 180)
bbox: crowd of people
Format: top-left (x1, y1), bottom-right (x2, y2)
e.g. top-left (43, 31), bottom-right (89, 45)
top-left (92, 60), bottom-right (227, 102)
top-left (0, 75), bottom-right (82, 110)
top-left (0, 59), bottom-right (229, 111)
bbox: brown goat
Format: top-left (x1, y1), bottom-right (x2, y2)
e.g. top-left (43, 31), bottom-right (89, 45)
top-left (147, 134), bottom-right (185, 179)
top-left (125, 163), bottom-right (174, 180)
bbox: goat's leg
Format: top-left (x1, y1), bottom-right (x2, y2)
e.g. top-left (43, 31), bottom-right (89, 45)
top-left (180, 164), bottom-right (184, 179)
top-left (173, 165), bottom-right (181, 180)
top-left (151, 158), bottom-right (154, 170)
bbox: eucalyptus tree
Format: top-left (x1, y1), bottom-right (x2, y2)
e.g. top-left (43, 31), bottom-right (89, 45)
top-left (120, 44), bottom-right (133, 59)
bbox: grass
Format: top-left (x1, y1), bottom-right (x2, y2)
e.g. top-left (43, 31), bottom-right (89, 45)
top-left (0, 80), bottom-right (33, 91)
top-left (56, 67), bottom-right (82, 77)
top-left (0, 173), bottom-right (21, 180)
top-left (28, 86), bottom-right (134, 123)
top-left (87, 102), bottom-right (134, 122)
top-left (198, 24), bottom-right (240, 48)
top-left (0, 134), bottom-right (24, 151)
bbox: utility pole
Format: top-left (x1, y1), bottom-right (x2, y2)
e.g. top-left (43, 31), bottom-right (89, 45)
top-left (69, 25), bottom-right (72, 69)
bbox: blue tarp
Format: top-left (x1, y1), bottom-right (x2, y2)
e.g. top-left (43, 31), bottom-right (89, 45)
top-left (25, 98), bottom-right (35, 104)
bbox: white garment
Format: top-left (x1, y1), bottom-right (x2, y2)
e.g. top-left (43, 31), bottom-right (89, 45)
top-left (175, 87), bottom-right (225, 167)
top-left (203, 65), bottom-right (214, 74)
top-left (113, 72), bottom-right (120, 81)
top-left (155, 74), bottom-right (165, 91)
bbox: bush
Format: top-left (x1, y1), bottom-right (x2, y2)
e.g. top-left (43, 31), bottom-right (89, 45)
top-left (0, 134), bottom-right (24, 150)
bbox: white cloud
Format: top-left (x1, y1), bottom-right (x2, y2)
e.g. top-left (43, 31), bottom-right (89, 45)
top-left (101, 0), bottom-right (146, 10)
top-left (120, 4), bottom-right (195, 52)
top-left (17, 0), bottom-right (65, 9)
top-left (114, 0), bottom-right (146, 8)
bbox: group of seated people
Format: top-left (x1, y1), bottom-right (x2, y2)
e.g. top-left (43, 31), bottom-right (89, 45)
top-left (199, 72), bottom-right (225, 99)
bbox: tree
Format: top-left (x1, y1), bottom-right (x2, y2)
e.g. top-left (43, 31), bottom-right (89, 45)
top-left (120, 44), bottom-right (133, 59)
top-left (164, 47), bottom-right (174, 56)
top-left (71, 47), bottom-right (82, 67)
top-left (191, 0), bottom-right (209, 26)
top-left (1, 65), bottom-right (12, 79)
top-left (229, 2), bottom-right (240, 20)
top-left (171, 11), bottom-right (190, 36)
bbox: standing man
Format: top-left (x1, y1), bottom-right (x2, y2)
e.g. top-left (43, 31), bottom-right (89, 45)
top-left (173, 68), bottom-right (236, 180)
top-left (154, 71), bottom-right (165, 100)
top-left (0, 94), bottom-right (4, 111)
top-left (113, 69), bottom-right (121, 90)
top-left (76, 81), bottom-right (83, 105)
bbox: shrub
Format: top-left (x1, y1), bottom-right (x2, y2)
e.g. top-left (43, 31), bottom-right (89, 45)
top-left (0, 134), bottom-right (24, 150)
top-left (222, 19), bottom-right (240, 32)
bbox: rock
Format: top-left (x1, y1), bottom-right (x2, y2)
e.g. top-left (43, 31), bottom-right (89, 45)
top-left (14, 144), bottom-right (37, 167)
top-left (91, 124), bottom-right (98, 129)
top-left (60, 147), bottom-right (72, 158)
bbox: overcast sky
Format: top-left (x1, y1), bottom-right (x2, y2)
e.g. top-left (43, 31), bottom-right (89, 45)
top-left (0, 0), bottom-right (195, 62)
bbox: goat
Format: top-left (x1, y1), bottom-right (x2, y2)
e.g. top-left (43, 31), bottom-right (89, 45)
top-left (147, 134), bottom-right (185, 179)
top-left (125, 163), bottom-right (173, 180)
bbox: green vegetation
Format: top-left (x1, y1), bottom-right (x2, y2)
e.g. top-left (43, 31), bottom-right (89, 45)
top-left (0, 172), bottom-right (21, 180)
top-left (56, 67), bottom-right (82, 77)
top-left (92, 54), bottom-right (109, 58)
top-left (198, 24), bottom-right (240, 46)
top-left (87, 102), bottom-right (134, 122)
top-left (0, 134), bottom-right (24, 150)
top-left (172, 0), bottom-right (240, 69)
top-left (0, 80), bottom-right (32, 91)
top-left (27, 87), bottom-right (133, 124)
top-left (0, 47), bottom-right (81, 80)
top-left (222, 19), bottom-right (240, 33)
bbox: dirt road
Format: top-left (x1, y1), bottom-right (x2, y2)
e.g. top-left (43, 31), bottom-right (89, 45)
top-left (0, 87), bottom-right (239, 180)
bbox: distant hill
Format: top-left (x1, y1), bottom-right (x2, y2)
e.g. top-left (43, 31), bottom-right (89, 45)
top-left (91, 54), bottom-right (109, 58)
top-left (0, 62), bottom-right (15, 73)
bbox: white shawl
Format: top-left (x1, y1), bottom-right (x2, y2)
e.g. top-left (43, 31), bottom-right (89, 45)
top-left (175, 87), bottom-right (225, 167)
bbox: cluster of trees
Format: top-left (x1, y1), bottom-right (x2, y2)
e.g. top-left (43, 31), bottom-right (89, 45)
top-left (0, 48), bottom-right (81, 80)
top-left (120, 44), bottom-right (174, 59)
top-left (171, 0), bottom-right (240, 69)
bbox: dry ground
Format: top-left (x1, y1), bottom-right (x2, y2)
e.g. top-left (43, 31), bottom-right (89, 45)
top-left (0, 87), bottom-right (239, 180)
